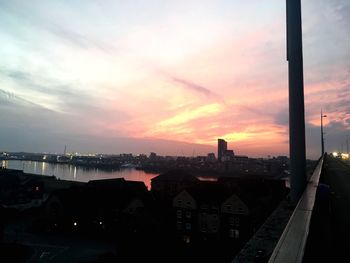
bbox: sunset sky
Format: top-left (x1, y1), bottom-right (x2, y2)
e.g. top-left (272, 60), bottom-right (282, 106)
top-left (0, 0), bottom-right (349, 159)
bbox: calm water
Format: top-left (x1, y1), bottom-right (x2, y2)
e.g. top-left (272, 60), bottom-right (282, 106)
top-left (2, 160), bottom-right (159, 189)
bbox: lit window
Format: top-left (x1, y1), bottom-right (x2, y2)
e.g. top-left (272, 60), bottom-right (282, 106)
top-left (183, 235), bottom-right (191, 244)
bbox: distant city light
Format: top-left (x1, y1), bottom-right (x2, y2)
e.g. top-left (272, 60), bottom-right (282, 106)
top-left (341, 153), bottom-right (349, 159)
top-left (99, 221), bottom-right (103, 225)
top-left (73, 222), bottom-right (78, 226)
top-left (332, 152), bottom-right (338, 157)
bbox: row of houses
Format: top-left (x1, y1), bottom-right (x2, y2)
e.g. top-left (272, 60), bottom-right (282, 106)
top-left (1, 168), bottom-right (286, 246)
top-left (152, 170), bottom-right (286, 244)
top-left (44, 178), bottom-right (153, 235)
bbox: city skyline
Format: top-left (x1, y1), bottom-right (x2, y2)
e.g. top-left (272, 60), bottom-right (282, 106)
top-left (0, 1), bottom-right (349, 158)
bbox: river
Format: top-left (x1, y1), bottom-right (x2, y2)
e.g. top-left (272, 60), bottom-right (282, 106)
top-left (1, 160), bottom-right (159, 189)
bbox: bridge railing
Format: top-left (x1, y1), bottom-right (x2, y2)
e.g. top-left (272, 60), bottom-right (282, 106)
top-left (268, 155), bottom-right (324, 263)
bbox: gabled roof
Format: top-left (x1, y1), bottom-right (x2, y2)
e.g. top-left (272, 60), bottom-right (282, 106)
top-left (183, 182), bottom-right (232, 205)
top-left (151, 169), bottom-right (199, 182)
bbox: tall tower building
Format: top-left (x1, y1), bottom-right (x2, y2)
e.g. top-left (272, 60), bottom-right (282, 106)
top-left (218, 139), bottom-right (227, 162)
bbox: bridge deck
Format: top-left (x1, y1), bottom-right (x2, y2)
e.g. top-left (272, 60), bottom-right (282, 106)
top-left (304, 156), bottom-right (350, 262)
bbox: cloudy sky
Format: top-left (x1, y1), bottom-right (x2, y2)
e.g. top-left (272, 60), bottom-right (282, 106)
top-left (0, 0), bottom-right (349, 158)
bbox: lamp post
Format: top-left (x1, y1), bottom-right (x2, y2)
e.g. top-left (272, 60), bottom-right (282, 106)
top-left (321, 110), bottom-right (327, 155)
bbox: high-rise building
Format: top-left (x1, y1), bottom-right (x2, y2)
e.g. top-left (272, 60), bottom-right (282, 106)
top-left (218, 139), bottom-right (227, 162)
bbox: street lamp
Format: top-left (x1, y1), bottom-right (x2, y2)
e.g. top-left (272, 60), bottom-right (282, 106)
top-left (321, 110), bottom-right (327, 156)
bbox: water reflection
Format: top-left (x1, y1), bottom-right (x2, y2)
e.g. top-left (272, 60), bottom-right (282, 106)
top-left (4, 160), bottom-right (158, 189)
top-left (2, 160), bottom-right (8, 168)
top-left (41, 162), bottom-right (46, 175)
top-left (197, 176), bottom-right (218, 182)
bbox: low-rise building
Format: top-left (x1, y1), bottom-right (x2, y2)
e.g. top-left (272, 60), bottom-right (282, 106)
top-left (151, 170), bottom-right (200, 198)
top-left (45, 178), bottom-right (151, 235)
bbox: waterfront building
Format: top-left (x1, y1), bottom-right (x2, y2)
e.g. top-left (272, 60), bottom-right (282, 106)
top-left (218, 139), bottom-right (228, 162)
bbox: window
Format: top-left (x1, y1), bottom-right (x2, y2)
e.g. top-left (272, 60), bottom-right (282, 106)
top-left (177, 199), bottom-right (183, 205)
top-left (185, 223), bottom-right (191, 230)
top-left (177, 210), bottom-right (182, 218)
top-left (229, 216), bottom-right (235, 226)
top-left (229, 229), bottom-right (240, 239)
top-left (183, 235), bottom-right (191, 244)
top-left (230, 216), bottom-right (240, 227)
top-left (234, 217), bottom-right (240, 227)
top-left (201, 204), bottom-right (208, 210)
top-left (186, 211), bottom-right (191, 218)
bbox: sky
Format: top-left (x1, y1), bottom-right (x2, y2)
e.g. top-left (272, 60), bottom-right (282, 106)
top-left (0, 0), bottom-right (349, 159)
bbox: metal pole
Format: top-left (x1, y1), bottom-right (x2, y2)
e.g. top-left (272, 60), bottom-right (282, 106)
top-left (287, 0), bottom-right (306, 204)
top-left (321, 110), bottom-right (324, 155)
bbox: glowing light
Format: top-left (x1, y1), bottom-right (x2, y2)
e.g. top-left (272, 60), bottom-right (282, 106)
top-left (73, 222), bottom-right (78, 226)
top-left (332, 152), bottom-right (338, 157)
top-left (341, 153), bottom-right (349, 159)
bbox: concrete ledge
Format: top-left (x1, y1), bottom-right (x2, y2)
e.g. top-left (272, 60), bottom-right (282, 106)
top-left (268, 157), bottom-right (324, 263)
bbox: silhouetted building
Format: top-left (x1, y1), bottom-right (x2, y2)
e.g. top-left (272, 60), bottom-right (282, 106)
top-left (223, 150), bottom-right (235, 161)
top-left (0, 169), bottom-right (44, 205)
top-left (151, 170), bottom-right (200, 198)
top-left (172, 182), bottom-right (262, 244)
top-left (206, 153), bottom-right (216, 162)
top-left (45, 178), bottom-right (150, 234)
top-left (149, 152), bottom-right (157, 160)
top-left (218, 139), bottom-right (228, 162)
